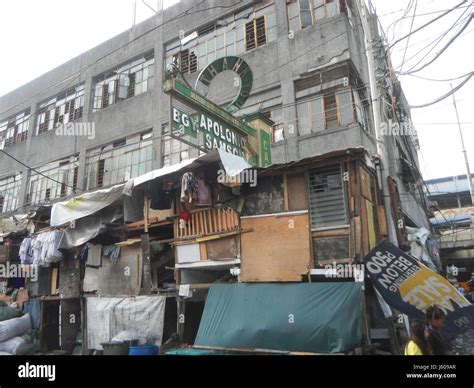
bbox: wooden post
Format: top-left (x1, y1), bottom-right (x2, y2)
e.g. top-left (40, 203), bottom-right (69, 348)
top-left (362, 282), bottom-right (372, 348)
top-left (141, 234), bottom-right (152, 295)
top-left (144, 196), bottom-right (149, 234)
top-left (177, 299), bottom-right (186, 343)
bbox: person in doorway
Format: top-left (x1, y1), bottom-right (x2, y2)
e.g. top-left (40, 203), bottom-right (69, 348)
top-left (404, 320), bottom-right (431, 355)
top-left (425, 305), bottom-right (447, 355)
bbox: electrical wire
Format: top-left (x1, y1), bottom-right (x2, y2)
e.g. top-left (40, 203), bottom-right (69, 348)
top-left (0, 148), bottom-right (82, 192)
top-left (389, 0), bottom-right (467, 49)
top-left (404, 70), bottom-right (474, 82)
top-left (409, 72), bottom-right (473, 108)
top-left (399, 12), bottom-right (473, 74)
top-left (398, 0), bottom-right (418, 73)
top-left (395, 6), bottom-right (471, 71)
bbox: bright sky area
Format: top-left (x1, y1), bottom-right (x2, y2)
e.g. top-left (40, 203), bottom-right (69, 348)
top-left (0, 0), bottom-right (472, 180)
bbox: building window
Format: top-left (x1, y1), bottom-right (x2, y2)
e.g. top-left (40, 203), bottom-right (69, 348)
top-left (85, 131), bottom-right (153, 190)
top-left (296, 88), bottom-right (347, 134)
top-left (93, 51), bottom-right (154, 112)
top-left (0, 174), bottom-right (22, 214)
top-left (173, 49), bottom-right (198, 75)
top-left (245, 16), bottom-right (267, 51)
top-left (323, 90), bottom-right (339, 129)
top-left (162, 135), bottom-right (191, 167)
top-left (0, 109), bottom-right (30, 148)
top-left (36, 84), bottom-right (84, 135)
top-left (165, 6), bottom-right (276, 74)
top-left (351, 86), bottom-right (367, 130)
top-left (287, 0), bottom-right (346, 32)
top-left (26, 157), bottom-right (79, 206)
top-left (308, 164), bottom-right (347, 229)
top-left (265, 108), bottom-right (285, 143)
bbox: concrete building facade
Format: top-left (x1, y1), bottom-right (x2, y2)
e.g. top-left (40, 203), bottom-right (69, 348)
top-left (0, 0), bottom-right (427, 239)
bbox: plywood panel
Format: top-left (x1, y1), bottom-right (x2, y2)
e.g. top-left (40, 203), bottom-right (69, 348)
top-left (360, 199), bottom-right (369, 256)
top-left (354, 216), bottom-right (361, 255)
top-left (241, 212), bottom-right (311, 282)
top-left (366, 200), bottom-right (376, 249)
top-left (97, 245), bottom-right (142, 296)
top-left (206, 236), bottom-right (239, 260)
top-left (359, 166), bottom-right (372, 201)
top-left (59, 254), bottom-right (80, 298)
top-left (377, 205), bottom-right (388, 237)
top-left (287, 173), bottom-right (309, 211)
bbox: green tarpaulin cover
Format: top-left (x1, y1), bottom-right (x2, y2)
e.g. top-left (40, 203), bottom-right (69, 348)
top-left (194, 283), bottom-right (363, 354)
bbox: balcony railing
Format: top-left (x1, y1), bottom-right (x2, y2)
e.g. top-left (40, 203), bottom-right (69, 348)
top-left (174, 207), bottom-right (239, 239)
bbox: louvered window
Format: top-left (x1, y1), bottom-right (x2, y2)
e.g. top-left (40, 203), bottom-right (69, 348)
top-left (308, 165), bottom-right (347, 228)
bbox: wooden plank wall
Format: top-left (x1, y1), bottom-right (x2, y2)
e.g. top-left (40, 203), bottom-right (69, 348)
top-left (240, 212), bottom-right (311, 282)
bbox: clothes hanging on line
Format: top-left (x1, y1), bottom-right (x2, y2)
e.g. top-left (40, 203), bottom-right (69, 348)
top-left (180, 172), bottom-right (196, 203)
top-left (20, 230), bottom-right (64, 267)
top-left (103, 244), bottom-right (121, 262)
top-left (19, 237), bottom-right (33, 265)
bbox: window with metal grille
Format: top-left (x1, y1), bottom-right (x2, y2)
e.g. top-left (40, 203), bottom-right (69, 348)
top-left (93, 51), bottom-right (154, 111)
top-left (0, 174), bottom-right (22, 214)
top-left (0, 109), bottom-right (30, 148)
top-left (26, 157), bottom-right (78, 206)
top-left (308, 165), bottom-right (347, 228)
top-left (36, 84), bottom-right (84, 135)
top-left (172, 49), bottom-right (198, 75)
top-left (245, 16), bottom-right (266, 51)
top-left (165, 8), bottom-right (276, 73)
top-left (85, 131), bottom-right (153, 190)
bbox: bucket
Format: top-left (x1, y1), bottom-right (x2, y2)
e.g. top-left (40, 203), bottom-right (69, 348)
top-left (101, 341), bottom-right (130, 356)
top-left (128, 344), bottom-right (159, 356)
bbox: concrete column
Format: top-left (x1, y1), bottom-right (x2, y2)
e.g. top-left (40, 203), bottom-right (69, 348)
top-left (152, 13), bottom-right (165, 170)
top-left (274, 0), bottom-right (299, 163)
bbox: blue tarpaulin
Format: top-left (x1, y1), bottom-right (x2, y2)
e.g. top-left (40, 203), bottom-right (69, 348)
top-left (194, 283), bottom-right (363, 354)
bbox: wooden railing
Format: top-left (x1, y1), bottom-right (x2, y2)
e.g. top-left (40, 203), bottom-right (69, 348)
top-left (174, 207), bottom-right (239, 239)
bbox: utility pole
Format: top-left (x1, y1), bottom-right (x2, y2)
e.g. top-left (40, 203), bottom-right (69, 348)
top-left (358, 0), bottom-right (399, 245)
top-left (451, 84), bottom-right (474, 205)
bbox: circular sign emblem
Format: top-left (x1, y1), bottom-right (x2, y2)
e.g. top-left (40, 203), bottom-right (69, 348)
top-left (195, 56), bottom-right (253, 113)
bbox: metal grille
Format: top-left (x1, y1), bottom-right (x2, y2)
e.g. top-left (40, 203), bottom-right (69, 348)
top-left (308, 164), bottom-right (347, 228)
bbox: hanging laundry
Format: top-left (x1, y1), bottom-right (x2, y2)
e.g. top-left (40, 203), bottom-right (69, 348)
top-left (180, 172), bottom-right (196, 203)
top-left (103, 244), bottom-right (121, 262)
top-left (150, 179), bottom-right (175, 210)
top-left (18, 238), bottom-right (33, 265)
top-left (29, 230), bottom-right (65, 267)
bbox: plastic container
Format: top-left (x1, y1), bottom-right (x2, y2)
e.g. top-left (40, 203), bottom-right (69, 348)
top-left (128, 344), bottom-right (159, 356)
top-left (101, 341), bottom-right (130, 356)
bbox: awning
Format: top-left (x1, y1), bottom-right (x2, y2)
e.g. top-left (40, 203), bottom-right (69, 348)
top-left (50, 149), bottom-right (251, 227)
top-left (194, 283), bottom-right (363, 354)
top-left (123, 149), bottom-right (252, 195)
top-left (50, 184), bottom-right (124, 227)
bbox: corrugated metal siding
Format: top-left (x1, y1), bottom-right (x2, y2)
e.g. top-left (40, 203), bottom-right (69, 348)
top-left (308, 164), bottom-right (347, 228)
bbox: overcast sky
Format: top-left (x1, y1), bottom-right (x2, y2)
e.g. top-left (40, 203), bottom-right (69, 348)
top-left (0, 0), bottom-right (472, 180)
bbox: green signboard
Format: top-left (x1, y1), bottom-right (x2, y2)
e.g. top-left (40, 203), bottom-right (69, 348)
top-left (164, 56), bottom-right (272, 167)
top-left (171, 106), bottom-right (247, 156)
